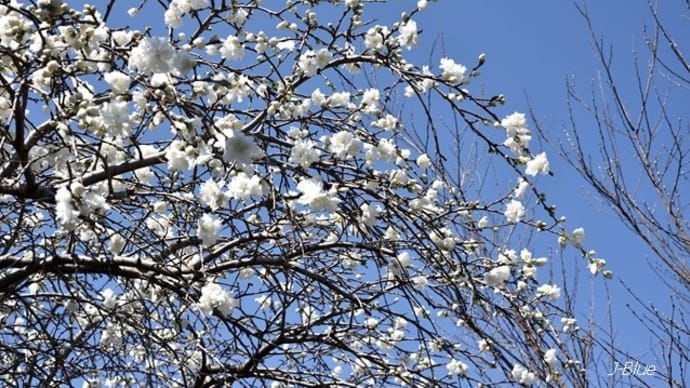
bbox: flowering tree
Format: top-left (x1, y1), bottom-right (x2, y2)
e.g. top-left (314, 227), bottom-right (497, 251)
top-left (534, 1), bottom-right (688, 386)
top-left (0, 0), bottom-right (607, 386)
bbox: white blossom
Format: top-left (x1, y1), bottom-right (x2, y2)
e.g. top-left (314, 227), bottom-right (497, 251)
top-left (298, 48), bottom-right (332, 76)
top-left (511, 364), bottom-right (535, 385)
top-left (397, 19), bottom-right (419, 50)
top-left (328, 131), bottom-right (361, 159)
top-left (129, 37), bottom-right (176, 74)
top-left (544, 348), bottom-right (559, 368)
top-left (446, 359), bottom-right (468, 376)
top-left (504, 200), bottom-right (525, 224)
top-left (100, 100), bottom-right (131, 137)
top-left (55, 186), bottom-right (79, 227)
top-left (103, 71), bottom-right (130, 94)
top-left (197, 213), bottom-right (222, 247)
top-left (311, 88), bottom-right (327, 106)
top-left (223, 130), bottom-right (264, 165)
top-left (360, 88), bottom-right (380, 114)
top-left (365, 25), bottom-right (390, 52)
top-left (197, 282), bottom-right (236, 316)
top-left (501, 112), bottom-right (532, 155)
top-left (296, 178), bottom-right (340, 212)
top-left (514, 178), bottom-right (529, 198)
top-left (200, 178), bottom-right (227, 210)
top-left (439, 58), bottom-right (467, 84)
top-left (485, 265), bottom-right (511, 287)
top-left (416, 153), bottom-right (431, 169)
top-left (220, 35), bottom-right (244, 60)
top-left (525, 152), bottom-right (550, 176)
top-left (371, 114), bottom-right (399, 131)
top-left (537, 284), bottom-right (561, 300)
top-left (228, 172), bottom-right (264, 201)
top-left (571, 227), bottom-right (585, 249)
top-left (328, 91), bottom-right (351, 108)
top-left (289, 139), bottom-right (321, 168)
top-left (166, 139), bottom-right (190, 171)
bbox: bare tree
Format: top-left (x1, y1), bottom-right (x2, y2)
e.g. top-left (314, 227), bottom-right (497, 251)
top-left (0, 0), bottom-right (607, 386)
top-left (535, 1), bottom-right (690, 386)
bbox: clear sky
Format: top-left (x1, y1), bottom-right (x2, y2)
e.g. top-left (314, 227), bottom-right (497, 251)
top-left (412, 0), bottom-right (686, 375)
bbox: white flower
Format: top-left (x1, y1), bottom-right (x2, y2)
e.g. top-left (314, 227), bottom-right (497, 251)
top-left (108, 234), bottom-right (126, 254)
top-left (359, 203), bottom-right (381, 227)
top-left (328, 131), bottom-right (361, 158)
top-left (228, 172), bottom-right (264, 201)
top-left (485, 265), bottom-right (511, 287)
top-left (103, 71), bottom-right (130, 94)
top-left (371, 113), bottom-right (399, 131)
top-left (153, 201), bottom-right (167, 213)
top-left (360, 88), bottom-right (380, 114)
top-left (416, 153), bottom-right (431, 169)
top-left (571, 227), bottom-right (585, 249)
top-left (439, 58), bottom-right (467, 84)
top-left (514, 178), bottom-right (529, 198)
top-left (298, 48), bottom-right (332, 76)
top-left (478, 338), bottom-right (491, 352)
top-left (100, 288), bottom-right (117, 310)
top-left (166, 139), bottom-right (189, 171)
top-left (525, 152), bottom-right (550, 176)
top-left (374, 139), bottom-right (397, 162)
top-left (328, 91), bottom-right (351, 108)
top-left (289, 139), bottom-right (321, 168)
top-left (388, 251), bottom-right (411, 276)
top-left (199, 178), bottom-right (227, 210)
top-left (544, 348), bottom-right (559, 368)
top-left (197, 282), bottom-right (236, 316)
top-left (397, 19), bottom-right (419, 50)
top-left (239, 267), bottom-right (255, 279)
top-left (498, 249), bottom-right (518, 265)
top-left (164, 5), bottom-right (183, 28)
top-left (384, 226), bottom-right (399, 240)
top-left (100, 323), bottom-right (123, 348)
top-left (511, 364), bottom-right (535, 385)
top-left (55, 186), bottom-right (79, 227)
top-left (537, 284), bottom-right (561, 300)
top-left (129, 37), bottom-right (176, 74)
top-left (365, 25), bottom-right (389, 52)
top-left (364, 317), bottom-right (378, 329)
top-left (223, 130), bottom-right (263, 165)
top-left (197, 213), bottom-right (222, 247)
top-left (561, 317), bottom-right (578, 333)
top-left (412, 275), bottom-right (428, 288)
top-left (588, 258), bottom-right (606, 275)
top-left (311, 88), bottom-right (326, 106)
top-left (521, 249), bottom-right (547, 266)
top-left (504, 200), bottom-right (525, 223)
top-left (296, 178), bottom-right (340, 212)
top-left (477, 216), bottom-right (489, 228)
top-left (100, 100), bottom-right (130, 137)
top-left (166, 0), bottom-right (208, 18)
top-left (446, 358), bottom-right (468, 376)
top-left (501, 111), bottom-right (527, 131)
top-left (220, 35), bottom-right (244, 60)
top-left (501, 112), bottom-right (532, 155)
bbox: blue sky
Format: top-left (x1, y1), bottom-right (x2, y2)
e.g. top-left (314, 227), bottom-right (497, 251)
top-left (411, 0), bottom-right (685, 375)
